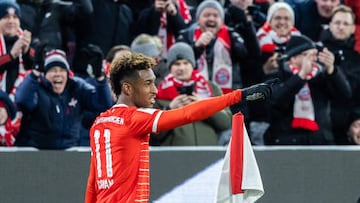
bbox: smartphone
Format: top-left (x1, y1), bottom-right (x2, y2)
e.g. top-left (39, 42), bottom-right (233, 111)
top-left (177, 84), bottom-right (194, 95)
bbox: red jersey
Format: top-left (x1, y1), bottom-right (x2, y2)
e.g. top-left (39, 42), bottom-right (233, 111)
top-left (85, 90), bottom-right (242, 203)
top-left (86, 104), bottom-right (162, 203)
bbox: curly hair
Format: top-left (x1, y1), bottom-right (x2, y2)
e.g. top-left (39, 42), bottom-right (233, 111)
top-left (110, 53), bottom-right (155, 96)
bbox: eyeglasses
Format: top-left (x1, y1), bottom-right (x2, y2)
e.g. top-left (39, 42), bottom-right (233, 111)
top-left (331, 21), bottom-right (353, 27)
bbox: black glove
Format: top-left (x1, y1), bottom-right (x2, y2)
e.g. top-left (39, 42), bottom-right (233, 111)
top-left (241, 79), bottom-right (279, 102)
top-left (73, 44), bottom-right (104, 78)
top-left (32, 40), bottom-right (48, 72)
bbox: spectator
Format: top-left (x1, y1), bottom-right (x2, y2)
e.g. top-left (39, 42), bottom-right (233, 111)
top-left (84, 52), bottom-right (272, 203)
top-left (131, 33), bottom-right (168, 86)
top-left (17, 0), bottom-right (92, 51)
top-left (154, 42), bottom-right (232, 146)
top-left (257, 2), bottom-right (300, 78)
top-left (0, 0), bottom-right (33, 101)
top-left (286, 0), bottom-right (341, 41)
top-left (0, 89), bottom-right (20, 146)
top-left (177, 0), bottom-right (250, 116)
top-left (265, 35), bottom-right (351, 145)
top-left (347, 107), bottom-right (360, 145)
top-left (104, 45), bottom-right (132, 77)
top-left (78, 0), bottom-right (134, 55)
top-left (72, 44), bottom-right (113, 146)
top-left (224, 0), bottom-right (263, 87)
top-left (319, 5), bottom-right (360, 144)
top-left (14, 49), bottom-right (112, 149)
top-left (249, 2), bottom-right (300, 144)
top-left (135, 0), bottom-right (190, 57)
top-left (345, 0), bottom-right (360, 54)
top-left (224, 0), bottom-right (267, 30)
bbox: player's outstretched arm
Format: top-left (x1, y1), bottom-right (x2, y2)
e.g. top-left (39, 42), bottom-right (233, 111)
top-left (156, 81), bottom-right (273, 132)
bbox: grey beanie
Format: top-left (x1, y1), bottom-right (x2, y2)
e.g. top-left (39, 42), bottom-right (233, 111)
top-left (167, 42), bottom-right (195, 69)
top-left (131, 43), bottom-right (159, 58)
top-left (195, 0), bottom-right (224, 21)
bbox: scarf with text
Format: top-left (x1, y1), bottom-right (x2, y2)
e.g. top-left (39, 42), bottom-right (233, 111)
top-left (257, 22), bottom-right (301, 53)
top-left (289, 63), bottom-right (321, 131)
top-left (0, 30), bottom-right (27, 101)
top-left (158, 0), bottom-right (192, 58)
top-left (156, 70), bottom-right (213, 100)
top-left (194, 24), bottom-right (233, 94)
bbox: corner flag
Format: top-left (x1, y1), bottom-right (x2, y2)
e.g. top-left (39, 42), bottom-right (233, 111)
top-left (216, 113), bottom-right (264, 203)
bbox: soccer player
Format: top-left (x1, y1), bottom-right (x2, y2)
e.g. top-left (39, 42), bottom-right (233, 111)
top-left (85, 53), bottom-right (272, 203)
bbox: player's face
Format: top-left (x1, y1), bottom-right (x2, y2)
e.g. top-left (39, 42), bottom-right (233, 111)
top-left (132, 69), bottom-right (157, 108)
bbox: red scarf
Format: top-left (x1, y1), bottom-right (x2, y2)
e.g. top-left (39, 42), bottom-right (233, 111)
top-left (257, 22), bottom-right (301, 53)
top-left (0, 117), bottom-right (20, 146)
top-left (158, 0), bottom-right (192, 57)
top-left (289, 63), bottom-right (321, 131)
top-left (157, 70), bottom-right (213, 100)
top-left (194, 24), bottom-right (233, 94)
top-left (0, 29), bottom-right (28, 101)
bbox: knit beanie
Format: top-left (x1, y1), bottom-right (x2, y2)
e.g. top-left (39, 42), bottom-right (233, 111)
top-left (44, 49), bottom-right (70, 73)
top-left (266, 2), bottom-right (294, 23)
top-left (286, 35), bottom-right (316, 58)
top-left (0, 0), bottom-right (21, 19)
top-left (195, 0), bottom-right (224, 21)
top-left (167, 42), bottom-right (195, 69)
top-left (131, 43), bottom-right (159, 57)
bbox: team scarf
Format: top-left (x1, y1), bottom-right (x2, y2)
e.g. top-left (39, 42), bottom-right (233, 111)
top-left (257, 22), bottom-right (301, 53)
top-left (156, 70), bottom-right (213, 101)
top-left (194, 24), bottom-right (233, 94)
top-left (0, 116), bottom-right (21, 146)
top-left (0, 29), bottom-right (27, 101)
top-left (289, 63), bottom-right (321, 131)
top-left (158, 0), bottom-right (192, 57)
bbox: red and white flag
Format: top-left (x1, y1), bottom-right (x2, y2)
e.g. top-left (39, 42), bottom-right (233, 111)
top-left (216, 113), bottom-right (264, 203)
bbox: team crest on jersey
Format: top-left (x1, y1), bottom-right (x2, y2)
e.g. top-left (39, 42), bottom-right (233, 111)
top-left (215, 67), bottom-right (230, 85)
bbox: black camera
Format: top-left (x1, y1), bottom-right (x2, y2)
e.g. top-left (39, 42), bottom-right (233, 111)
top-left (176, 84), bottom-right (194, 95)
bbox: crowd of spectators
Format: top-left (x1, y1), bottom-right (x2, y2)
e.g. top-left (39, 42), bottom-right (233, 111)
top-left (0, 0), bottom-right (359, 148)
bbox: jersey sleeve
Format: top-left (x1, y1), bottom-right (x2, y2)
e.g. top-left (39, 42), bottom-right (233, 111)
top-left (156, 89), bottom-right (242, 132)
top-left (128, 108), bottom-right (164, 135)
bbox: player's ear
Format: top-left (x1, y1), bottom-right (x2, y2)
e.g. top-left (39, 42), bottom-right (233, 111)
top-left (121, 82), bottom-right (132, 96)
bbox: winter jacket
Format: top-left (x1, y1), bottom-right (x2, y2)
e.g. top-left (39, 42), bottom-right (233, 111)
top-left (320, 29), bottom-right (360, 144)
top-left (265, 62), bottom-right (352, 145)
top-left (14, 73), bottom-right (112, 149)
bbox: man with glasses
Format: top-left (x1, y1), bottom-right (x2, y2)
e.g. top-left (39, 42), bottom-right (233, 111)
top-left (319, 5), bottom-right (360, 144)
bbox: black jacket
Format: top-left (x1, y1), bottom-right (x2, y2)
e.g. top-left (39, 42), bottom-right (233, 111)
top-left (320, 29), bottom-right (360, 144)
